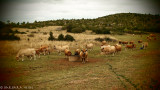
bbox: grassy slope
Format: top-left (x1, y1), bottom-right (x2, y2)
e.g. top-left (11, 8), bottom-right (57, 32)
top-left (0, 34), bottom-right (160, 90)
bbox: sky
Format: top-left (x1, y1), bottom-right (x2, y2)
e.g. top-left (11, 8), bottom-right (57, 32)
top-left (0, 0), bottom-right (160, 23)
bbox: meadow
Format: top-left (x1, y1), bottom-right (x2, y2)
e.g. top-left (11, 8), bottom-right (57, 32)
top-left (0, 26), bottom-right (160, 90)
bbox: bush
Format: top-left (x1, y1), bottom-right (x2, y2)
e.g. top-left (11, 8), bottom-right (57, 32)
top-left (58, 34), bottom-right (64, 40)
top-left (27, 34), bottom-right (34, 37)
top-left (64, 34), bottom-right (75, 41)
top-left (66, 24), bottom-right (73, 32)
top-left (95, 37), bottom-right (116, 42)
top-left (0, 33), bottom-right (20, 40)
top-left (48, 31), bottom-right (55, 41)
top-left (43, 32), bottom-right (47, 35)
top-left (71, 27), bottom-right (84, 33)
top-left (93, 27), bottom-right (110, 34)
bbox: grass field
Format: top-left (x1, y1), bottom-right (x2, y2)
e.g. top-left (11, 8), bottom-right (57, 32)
top-left (0, 26), bottom-right (160, 90)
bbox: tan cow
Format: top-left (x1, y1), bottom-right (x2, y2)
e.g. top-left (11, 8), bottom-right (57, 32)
top-left (86, 43), bottom-right (94, 51)
top-left (16, 48), bottom-right (36, 61)
top-left (80, 49), bottom-right (88, 63)
top-left (141, 42), bottom-right (148, 49)
top-left (53, 45), bottom-right (69, 55)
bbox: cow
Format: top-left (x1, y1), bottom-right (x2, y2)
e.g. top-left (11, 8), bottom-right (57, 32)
top-left (102, 40), bottom-right (107, 45)
top-left (74, 49), bottom-right (80, 55)
top-left (101, 45), bottom-right (116, 56)
top-left (114, 44), bottom-right (122, 52)
top-left (150, 34), bottom-right (156, 37)
top-left (16, 48), bottom-right (36, 61)
top-left (40, 45), bottom-right (50, 55)
top-left (125, 44), bottom-right (136, 50)
top-left (64, 49), bottom-right (72, 58)
top-left (138, 40), bottom-right (142, 43)
top-left (53, 45), bottom-right (69, 55)
top-left (141, 42), bottom-right (148, 49)
top-left (119, 40), bottom-right (122, 44)
top-left (129, 41), bottom-right (134, 44)
top-left (122, 41), bottom-right (128, 45)
top-left (80, 49), bottom-right (88, 63)
top-left (86, 43), bottom-right (94, 51)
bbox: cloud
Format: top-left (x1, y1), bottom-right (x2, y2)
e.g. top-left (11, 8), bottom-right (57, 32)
top-left (0, 0), bottom-right (160, 22)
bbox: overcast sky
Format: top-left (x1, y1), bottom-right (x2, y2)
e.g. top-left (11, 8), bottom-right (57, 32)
top-left (0, 0), bottom-right (160, 23)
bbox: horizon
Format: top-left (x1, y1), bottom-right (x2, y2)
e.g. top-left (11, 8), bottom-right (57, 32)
top-left (0, 0), bottom-right (160, 23)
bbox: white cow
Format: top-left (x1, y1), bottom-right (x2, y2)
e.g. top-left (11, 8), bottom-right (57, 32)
top-left (53, 45), bottom-right (69, 55)
top-left (16, 48), bottom-right (36, 61)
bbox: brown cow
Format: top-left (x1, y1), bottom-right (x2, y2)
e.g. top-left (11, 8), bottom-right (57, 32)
top-left (129, 41), bottom-right (134, 44)
top-left (122, 41), bottom-right (128, 45)
top-left (114, 44), bottom-right (122, 52)
top-left (150, 34), bottom-right (156, 37)
top-left (138, 40), bottom-right (142, 43)
top-left (80, 49), bottom-right (88, 63)
top-left (74, 49), bottom-right (80, 55)
top-left (64, 49), bottom-right (72, 58)
top-left (126, 44), bottom-right (136, 49)
top-left (119, 40), bottom-right (122, 44)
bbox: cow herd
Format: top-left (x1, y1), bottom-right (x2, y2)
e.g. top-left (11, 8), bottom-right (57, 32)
top-left (16, 34), bottom-right (158, 63)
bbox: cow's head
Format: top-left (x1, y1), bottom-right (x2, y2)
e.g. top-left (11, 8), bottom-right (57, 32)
top-left (16, 56), bottom-right (19, 60)
top-left (81, 49), bottom-right (87, 54)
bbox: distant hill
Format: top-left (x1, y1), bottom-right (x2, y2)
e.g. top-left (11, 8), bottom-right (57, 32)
top-left (1, 13), bottom-right (160, 33)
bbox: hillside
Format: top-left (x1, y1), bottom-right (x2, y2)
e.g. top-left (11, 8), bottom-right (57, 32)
top-left (2, 13), bottom-right (160, 33)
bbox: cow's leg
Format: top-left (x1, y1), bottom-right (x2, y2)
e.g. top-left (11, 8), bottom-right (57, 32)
top-left (22, 55), bottom-right (24, 61)
top-left (86, 57), bottom-right (88, 62)
top-left (34, 54), bottom-right (36, 60)
top-left (43, 51), bottom-right (46, 55)
top-left (30, 56), bottom-right (32, 60)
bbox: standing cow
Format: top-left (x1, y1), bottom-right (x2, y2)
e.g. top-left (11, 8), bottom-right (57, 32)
top-left (80, 49), bottom-right (88, 63)
top-left (16, 48), bottom-right (36, 61)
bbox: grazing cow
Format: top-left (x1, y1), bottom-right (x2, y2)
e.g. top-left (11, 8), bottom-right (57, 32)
top-left (138, 40), bottom-right (142, 43)
top-left (154, 38), bottom-right (157, 40)
top-left (122, 41), bottom-right (128, 45)
top-left (141, 42), bottom-right (148, 49)
top-left (102, 40), bottom-right (107, 45)
top-left (125, 44), bottom-right (136, 49)
top-left (129, 41), bottom-right (134, 44)
top-left (35, 48), bottom-right (41, 58)
top-left (64, 49), bottom-right (72, 58)
top-left (53, 45), bottom-right (69, 55)
top-left (114, 44), bottom-right (122, 52)
top-left (119, 40), bottom-right (122, 44)
top-left (40, 45), bottom-right (50, 55)
top-left (101, 45), bottom-right (111, 50)
top-left (101, 45), bottom-right (116, 56)
top-left (80, 49), bottom-right (88, 63)
top-left (86, 43), bottom-right (93, 50)
top-left (150, 34), bottom-right (156, 37)
top-left (16, 48), bottom-right (36, 61)
top-left (74, 49), bottom-right (80, 55)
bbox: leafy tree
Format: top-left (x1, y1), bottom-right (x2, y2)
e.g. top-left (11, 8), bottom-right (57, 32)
top-left (48, 31), bottom-right (55, 41)
top-left (71, 27), bottom-right (83, 33)
top-left (58, 34), bottom-right (64, 40)
top-left (64, 34), bottom-right (75, 41)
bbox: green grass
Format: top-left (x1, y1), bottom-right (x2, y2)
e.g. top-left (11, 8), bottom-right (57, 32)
top-left (0, 34), bottom-right (160, 90)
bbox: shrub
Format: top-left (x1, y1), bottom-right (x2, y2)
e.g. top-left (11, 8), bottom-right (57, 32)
top-left (95, 37), bottom-right (116, 42)
top-left (71, 27), bottom-right (84, 33)
top-left (27, 34), bottom-right (34, 37)
top-left (93, 27), bottom-right (110, 34)
top-left (48, 31), bottom-right (55, 41)
top-left (0, 33), bottom-right (20, 40)
top-left (43, 32), bottom-right (47, 35)
top-left (58, 34), bottom-right (64, 40)
top-left (66, 24), bottom-right (74, 32)
top-left (64, 34), bottom-right (75, 41)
